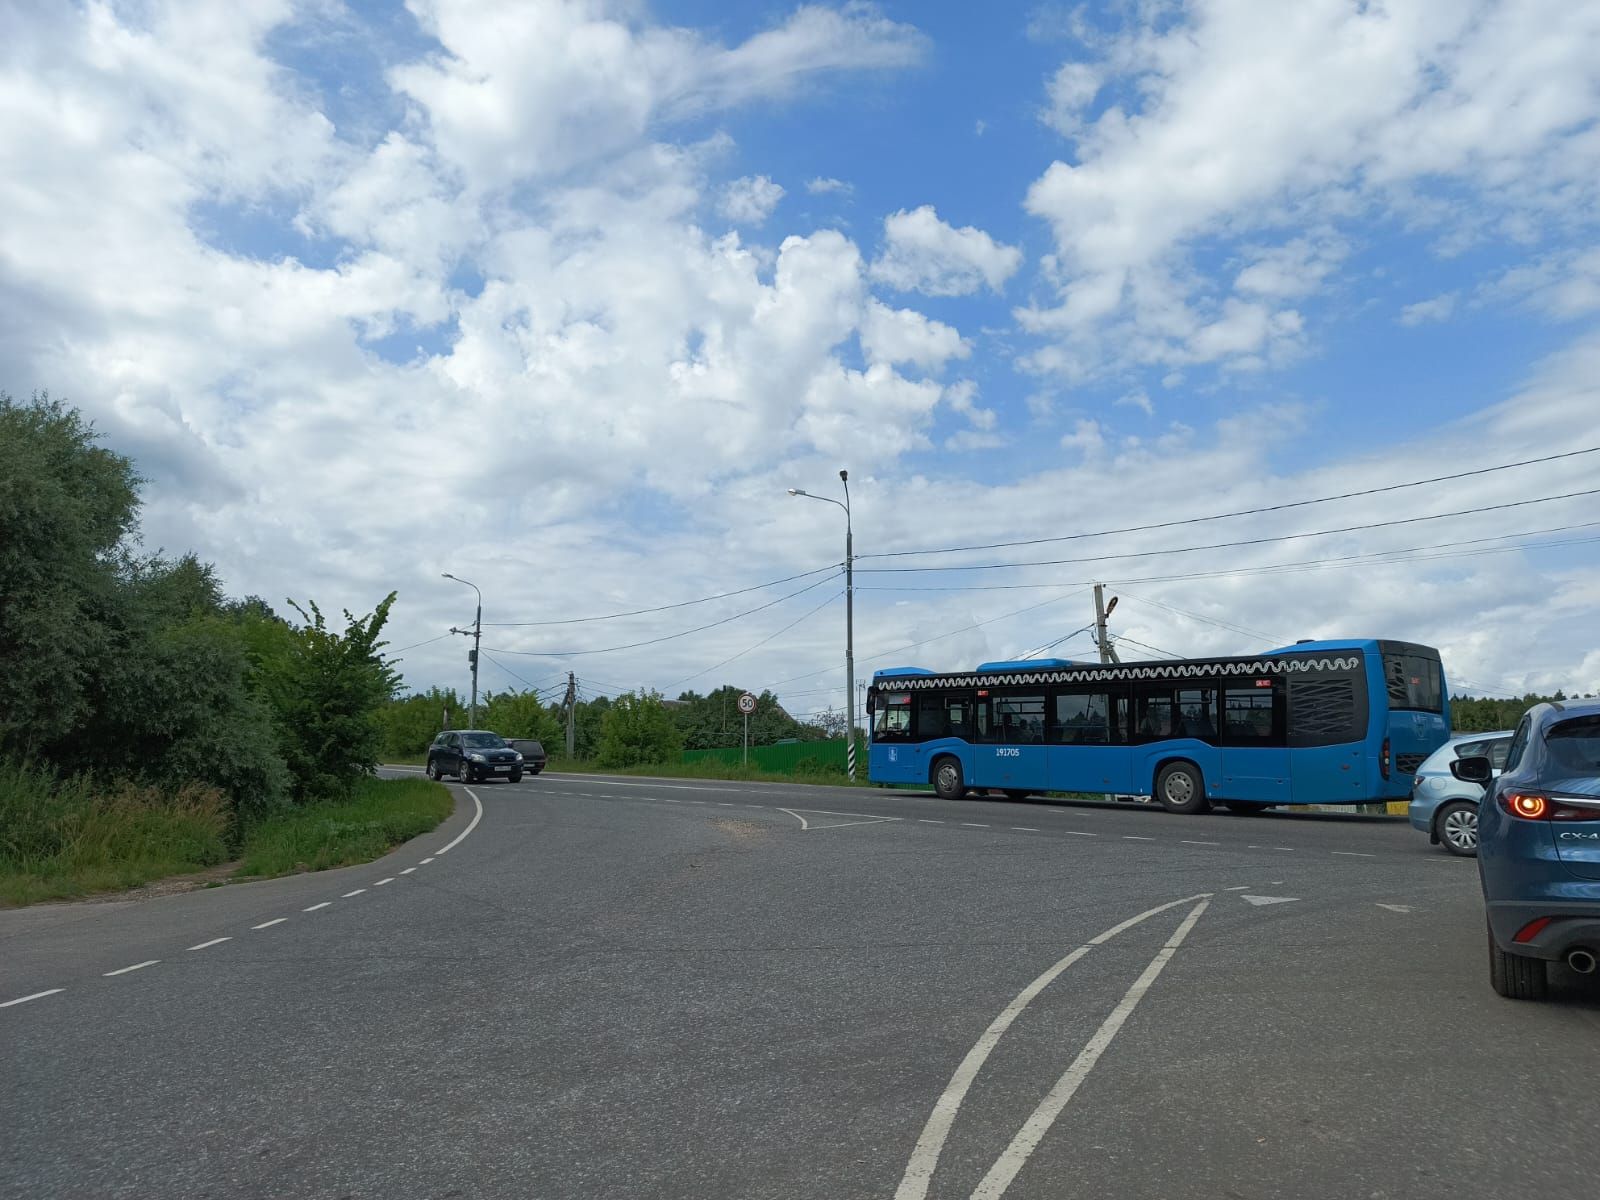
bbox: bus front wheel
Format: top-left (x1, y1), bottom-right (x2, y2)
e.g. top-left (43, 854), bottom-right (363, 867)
top-left (1155, 762), bottom-right (1210, 814)
top-left (932, 757), bottom-right (966, 802)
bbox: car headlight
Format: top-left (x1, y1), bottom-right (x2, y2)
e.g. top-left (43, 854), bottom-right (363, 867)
top-left (512, 752), bottom-right (523, 762)
top-left (468, 753), bottom-right (486, 762)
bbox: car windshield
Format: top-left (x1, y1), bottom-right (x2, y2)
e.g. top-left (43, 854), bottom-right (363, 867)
top-left (1545, 715), bottom-right (1600, 774)
top-left (460, 733), bottom-right (507, 749)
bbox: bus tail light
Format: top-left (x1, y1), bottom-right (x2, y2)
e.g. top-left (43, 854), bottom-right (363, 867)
top-left (1380, 737), bottom-right (1391, 780)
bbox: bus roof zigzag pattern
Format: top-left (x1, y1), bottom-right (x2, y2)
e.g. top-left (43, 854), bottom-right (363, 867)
top-left (882, 656), bottom-right (1362, 691)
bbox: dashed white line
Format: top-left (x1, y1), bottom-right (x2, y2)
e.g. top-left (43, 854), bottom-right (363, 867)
top-left (663, 798), bottom-right (681, 803)
top-left (303, 901), bottom-right (332, 912)
top-left (1, 989), bottom-right (64, 1009)
top-left (435, 786), bottom-right (484, 855)
top-left (1122, 835), bottom-right (1155, 841)
top-left (719, 802), bottom-right (737, 807)
top-left (1181, 840), bottom-right (1221, 846)
top-left (1333, 851), bottom-right (1376, 858)
top-left (374, 877), bottom-right (395, 886)
top-left (253, 917), bottom-right (289, 929)
top-left (187, 937), bottom-right (231, 951)
top-left (960, 822), bottom-right (990, 828)
top-left (1063, 831), bottom-right (1098, 837)
top-left (103, 960), bottom-right (159, 976)
top-left (342, 889), bottom-right (366, 898)
top-left (1011, 827), bottom-right (1040, 832)
top-left (419, 857), bottom-right (435, 864)
top-left (400, 867), bottom-right (417, 874)
top-left (918, 819), bottom-right (945, 824)
top-left (1225, 886), bottom-right (1252, 891)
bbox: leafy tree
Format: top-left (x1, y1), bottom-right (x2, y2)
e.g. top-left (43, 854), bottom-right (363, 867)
top-left (668, 685), bottom-right (824, 749)
top-left (252, 594), bottom-right (399, 802)
top-left (0, 392), bottom-right (140, 755)
top-left (596, 691), bottom-right (681, 767)
top-left (480, 689), bottom-right (564, 744)
top-left (377, 687), bottom-right (462, 758)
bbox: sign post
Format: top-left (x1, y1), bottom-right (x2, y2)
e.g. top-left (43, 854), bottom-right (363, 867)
top-left (738, 692), bottom-right (756, 766)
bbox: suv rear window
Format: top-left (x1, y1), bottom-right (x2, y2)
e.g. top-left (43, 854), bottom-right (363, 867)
top-left (1545, 715), bottom-right (1600, 774)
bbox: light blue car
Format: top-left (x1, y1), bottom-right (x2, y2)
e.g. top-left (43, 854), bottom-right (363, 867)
top-left (1408, 730), bottom-right (1513, 856)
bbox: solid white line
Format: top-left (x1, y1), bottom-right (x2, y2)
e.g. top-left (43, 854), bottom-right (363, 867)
top-left (253, 917), bottom-right (289, 929)
top-left (1333, 851), bottom-right (1376, 857)
top-left (400, 867), bottom-right (416, 875)
top-left (971, 898), bottom-right (1212, 1199)
top-left (103, 960), bottom-right (159, 976)
top-left (187, 937), bottom-right (231, 951)
top-left (777, 808), bottom-right (809, 830)
top-left (435, 786), bottom-right (484, 855)
top-left (342, 889), bottom-right (366, 898)
top-left (1181, 840), bottom-right (1221, 846)
top-left (374, 877), bottom-right (395, 886)
top-left (1, 989), bottom-right (64, 1008)
top-left (892, 893), bottom-right (1211, 1200)
top-left (303, 902), bottom-right (332, 912)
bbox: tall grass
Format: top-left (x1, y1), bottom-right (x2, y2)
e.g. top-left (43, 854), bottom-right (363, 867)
top-left (234, 775), bottom-right (452, 878)
top-left (0, 761), bottom-right (230, 906)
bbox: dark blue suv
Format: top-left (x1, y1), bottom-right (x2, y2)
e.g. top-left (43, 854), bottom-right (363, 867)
top-left (1455, 700), bottom-right (1600, 999)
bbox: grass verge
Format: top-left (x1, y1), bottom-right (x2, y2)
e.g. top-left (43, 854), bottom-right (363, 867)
top-left (0, 761), bottom-right (230, 907)
top-left (234, 775), bottom-right (452, 878)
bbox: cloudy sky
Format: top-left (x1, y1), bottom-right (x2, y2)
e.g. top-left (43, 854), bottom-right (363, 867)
top-left (4, 0), bottom-right (1599, 722)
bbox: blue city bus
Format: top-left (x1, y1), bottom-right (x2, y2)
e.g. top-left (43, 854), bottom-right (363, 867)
top-left (865, 639), bottom-right (1450, 814)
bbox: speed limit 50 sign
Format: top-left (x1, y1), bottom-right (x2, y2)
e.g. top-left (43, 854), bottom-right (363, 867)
top-left (737, 692), bottom-right (756, 714)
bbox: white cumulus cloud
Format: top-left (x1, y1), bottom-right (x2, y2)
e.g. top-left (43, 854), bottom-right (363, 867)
top-left (870, 205), bottom-right (1022, 296)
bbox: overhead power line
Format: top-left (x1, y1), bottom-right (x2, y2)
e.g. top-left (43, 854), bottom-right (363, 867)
top-left (485, 569), bottom-right (842, 658)
top-left (855, 488), bottom-right (1600, 574)
top-left (387, 631), bottom-right (453, 655)
top-left (480, 563), bottom-right (838, 626)
top-left (668, 589), bottom-right (844, 691)
top-left (858, 445), bottom-right (1600, 561)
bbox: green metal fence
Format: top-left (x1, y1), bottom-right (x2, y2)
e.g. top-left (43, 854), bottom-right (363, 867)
top-left (682, 737), bottom-right (864, 774)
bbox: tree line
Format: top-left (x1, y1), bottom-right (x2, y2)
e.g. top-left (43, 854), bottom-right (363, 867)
top-left (378, 683), bottom-right (841, 767)
top-left (1451, 692), bottom-right (1595, 733)
top-left (1, 393), bottom-right (398, 825)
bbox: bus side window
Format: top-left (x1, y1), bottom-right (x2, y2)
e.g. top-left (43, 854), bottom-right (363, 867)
top-left (915, 694), bottom-right (943, 741)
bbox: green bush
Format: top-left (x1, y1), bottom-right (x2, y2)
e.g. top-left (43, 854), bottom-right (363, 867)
top-left (0, 760), bottom-right (229, 906)
top-left (597, 691), bottom-right (682, 768)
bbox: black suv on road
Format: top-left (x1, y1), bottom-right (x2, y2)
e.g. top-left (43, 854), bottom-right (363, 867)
top-left (427, 730), bottom-right (523, 783)
top-left (505, 739), bottom-right (547, 774)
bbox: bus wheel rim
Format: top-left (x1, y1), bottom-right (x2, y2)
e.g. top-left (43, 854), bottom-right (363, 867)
top-left (1166, 773), bottom-right (1192, 803)
top-left (938, 764), bottom-right (957, 791)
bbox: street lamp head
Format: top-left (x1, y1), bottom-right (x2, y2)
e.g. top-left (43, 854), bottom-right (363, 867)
top-left (839, 469), bottom-right (848, 483)
top-left (787, 487), bottom-right (805, 496)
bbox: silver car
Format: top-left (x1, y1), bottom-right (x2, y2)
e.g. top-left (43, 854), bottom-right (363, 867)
top-left (1408, 730), bottom-right (1513, 856)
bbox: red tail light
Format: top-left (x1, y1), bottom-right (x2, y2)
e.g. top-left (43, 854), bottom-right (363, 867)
top-left (1499, 791), bottom-right (1600, 821)
top-left (1514, 916), bottom-right (1554, 944)
top-left (1380, 737), bottom-right (1391, 780)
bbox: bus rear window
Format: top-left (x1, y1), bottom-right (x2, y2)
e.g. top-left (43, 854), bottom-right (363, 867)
top-left (1383, 652), bottom-right (1442, 713)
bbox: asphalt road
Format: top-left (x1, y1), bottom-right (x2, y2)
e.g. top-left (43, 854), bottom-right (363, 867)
top-left (4, 771), bottom-right (1598, 1199)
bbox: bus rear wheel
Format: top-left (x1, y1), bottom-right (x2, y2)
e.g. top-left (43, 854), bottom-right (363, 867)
top-left (932, 757), bottom-right (965, 802)
top-left (1155, 762), bottom-right (1210, 814)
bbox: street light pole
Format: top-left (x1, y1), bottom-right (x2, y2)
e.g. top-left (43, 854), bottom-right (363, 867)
top-left (442, 573), bottom-right (482, 728)
top-left (787, 470), bottom-right (857, 781)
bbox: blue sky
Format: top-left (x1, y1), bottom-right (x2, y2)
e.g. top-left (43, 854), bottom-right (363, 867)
top-left (3, 0), bottom-right (1599, 716)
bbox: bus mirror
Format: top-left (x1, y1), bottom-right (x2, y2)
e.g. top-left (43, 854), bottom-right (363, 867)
top-left (1450, 756), bottom-right (1492, 785)
top-left (865, 690), bottom-right (876, 714)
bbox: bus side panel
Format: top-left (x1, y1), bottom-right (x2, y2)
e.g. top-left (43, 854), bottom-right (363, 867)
top-left (1287, 743), bottom-right (1369, 804)
top-left (1049, 745), bottom-right (1134, 795)
top-left (868, 740), bottom-right (926, 785)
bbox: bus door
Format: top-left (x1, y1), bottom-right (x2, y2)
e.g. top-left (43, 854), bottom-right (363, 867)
top-left (1050, 687), bottom-right (1131, 793)
top-left (1219, 680), bottom-right (1290, 803)
top-left (976, 689), bottom-right (1050, 791)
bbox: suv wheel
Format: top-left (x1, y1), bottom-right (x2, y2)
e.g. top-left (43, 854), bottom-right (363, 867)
top-left (1488, 919), bottom-right (1548, 1000)
top-left (458, 761), bottom-right (474, 783)
top-left (426, 758), bottom-right (441, 781)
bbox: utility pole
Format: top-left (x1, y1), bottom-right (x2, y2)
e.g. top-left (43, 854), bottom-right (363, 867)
top-left (563, 672), bottom-right (577, 759)
top-left (786, 468), bottom-right (856, 780)
top-left (443, 573), bottom-right (483, 727)
top-left (1093, 582), bottom-right (1121, 664)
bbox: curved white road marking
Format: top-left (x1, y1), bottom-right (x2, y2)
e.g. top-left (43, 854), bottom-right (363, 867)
top-left (435, 786), bottom-right (484, 855)
top-left (1, 989), bottom-right (63, 1008)
top-left (970, 898), bottom-right (1211, 1199)
top-left (892, 893), bottom-right (1213, 1200)
top-left (778, 807), bottom-right (809, 830)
